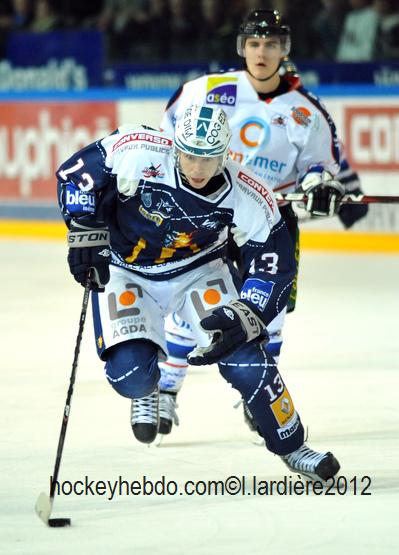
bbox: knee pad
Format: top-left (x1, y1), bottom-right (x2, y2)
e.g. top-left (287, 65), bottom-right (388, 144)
top-left (104, 339), bottom-right (160, 398)
top-left (219, 341), bottom-right (276, 393)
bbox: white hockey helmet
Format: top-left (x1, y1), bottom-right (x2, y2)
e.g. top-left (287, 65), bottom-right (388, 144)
top-left (173, 105), bottom-right (232, 172)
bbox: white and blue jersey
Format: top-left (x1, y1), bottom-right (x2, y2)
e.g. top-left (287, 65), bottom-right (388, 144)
top-left (57, 124), bottom-right (296, 329)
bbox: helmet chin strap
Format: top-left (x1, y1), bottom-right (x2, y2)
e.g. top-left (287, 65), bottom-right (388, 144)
top-left (245, 61), bottom-right (281, 83)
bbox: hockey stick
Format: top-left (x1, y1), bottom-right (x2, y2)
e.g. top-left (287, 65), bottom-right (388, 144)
top-left (35, 275), bottom-right (91, 528)
top-left (275, 193), bottom-right (399, 204)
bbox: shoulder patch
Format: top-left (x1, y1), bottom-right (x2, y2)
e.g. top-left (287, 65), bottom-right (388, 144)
top-left (291, 106), bottom-right (312, 127)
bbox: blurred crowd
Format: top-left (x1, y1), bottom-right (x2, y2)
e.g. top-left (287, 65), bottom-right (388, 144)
top-left (0, 0), bottom-right (398, 63)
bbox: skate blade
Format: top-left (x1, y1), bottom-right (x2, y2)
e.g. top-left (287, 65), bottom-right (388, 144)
top-left (155, 433), bottom-right (166, 447)
top-left (35, 492), bottom-right (52, 524)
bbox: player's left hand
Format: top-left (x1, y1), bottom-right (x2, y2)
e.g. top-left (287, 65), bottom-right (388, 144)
top-left (301, 171), bottom-right (345, 217)
top-left (187, 299), bottom-right (266, 365)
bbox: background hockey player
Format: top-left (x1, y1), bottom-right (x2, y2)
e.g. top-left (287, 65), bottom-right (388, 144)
top-left (57, 104), bottom-right (340, 481)
top-left (154, 9), bottom-right (368, 438)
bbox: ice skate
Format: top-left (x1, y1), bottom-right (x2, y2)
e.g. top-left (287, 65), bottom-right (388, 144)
top-left (130, 388), bottom-right (159, 444)
top-left (234, 399), bottom-right (265, 446)
top-left (281, 444), bottom-right (340, 482)
top-left (158, 391), bottom-right (180, 435)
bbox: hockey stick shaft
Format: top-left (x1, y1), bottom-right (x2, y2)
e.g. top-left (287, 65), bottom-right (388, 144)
top-left (49, 275), bottom-right (91, 500)
top-left (275, 193), bottom-right (399, 205)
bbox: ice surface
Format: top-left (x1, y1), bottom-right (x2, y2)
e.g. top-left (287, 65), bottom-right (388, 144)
top-left (1, 240), bottom-right (398, 554)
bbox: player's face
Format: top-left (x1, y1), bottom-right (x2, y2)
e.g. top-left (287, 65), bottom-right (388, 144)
top-left (179, 152), bottom-right (220, 189)
top-left (244, 36), bottom-right (283, 80)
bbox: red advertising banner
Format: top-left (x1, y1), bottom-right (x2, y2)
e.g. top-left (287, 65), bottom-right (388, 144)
top-left (345, 106), bottom-right (399, 171)
top-left (0, 101), bottom-right (117, 201)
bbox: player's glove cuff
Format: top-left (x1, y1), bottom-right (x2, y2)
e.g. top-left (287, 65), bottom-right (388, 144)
top-left (67, 220), bottom-right (110, 248)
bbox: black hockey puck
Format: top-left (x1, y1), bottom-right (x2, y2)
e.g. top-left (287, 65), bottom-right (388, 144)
top-left (48, 518), bottom-right (71, 527)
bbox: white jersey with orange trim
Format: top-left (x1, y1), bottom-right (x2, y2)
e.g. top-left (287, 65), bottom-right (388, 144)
top-left (161, 70), bottom-right (340, 194)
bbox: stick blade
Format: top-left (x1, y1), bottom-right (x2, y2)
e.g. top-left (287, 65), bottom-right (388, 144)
top-left (35, 492), bottom-right (52, 525)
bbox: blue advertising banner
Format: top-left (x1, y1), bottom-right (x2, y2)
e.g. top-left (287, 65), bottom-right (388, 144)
top-left (295, 61), bottom-right (399, 87)
top-left (106, 60), bottom-right (399, 91)
top-left (103, 62), bottom-right (213, 92)
top-left (3, 31), bottom-right (104, 90)
top-left (2, 27), bottom-right (399, 92)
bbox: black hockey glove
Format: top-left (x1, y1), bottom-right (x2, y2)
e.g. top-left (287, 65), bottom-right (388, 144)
top-left (300, 171), bottom-right (345, 217)
top-left (338, 188), bottom-right (369, 228)
top-left (187, 299), bottom-right (266, 366)
top-left (67, 220), bottom-right (111, 291)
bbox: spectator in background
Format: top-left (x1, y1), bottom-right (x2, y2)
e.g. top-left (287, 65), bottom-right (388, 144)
top-left (214, 0), bottom-right (249, 62)
top-left (374, 0), bottom-right (399, 59)
top-left (8, 0), bottom-right (32, 30)
top-left (0, 1), bottom-right (13, 58)
top-left (95, 0), bottom-right (152, 60)
top-left (145, 0), bottom-right (169, 61)
top-left (59, 0), bottom-right (102, 28)
top-left (0, 0), bottom-right (32, 56)
top-left (196, 0), bottom-right (226, 62)
top-left (336, 0), bottom-right (379, 60)
top-left (207, 0), bottom-right (277, 63)
top-left (30, 0), bottom-right (60, 32)
top-left (165, 0), bottom-right (198, 62)
top-left (276, 0), bottom-right (322, 59)
top-left (310, 0), bottom-right (349, 60)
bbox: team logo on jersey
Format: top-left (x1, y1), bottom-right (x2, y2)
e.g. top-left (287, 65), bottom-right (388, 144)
top-left (156, 199), bottom-right (174, 215)
top-left (155, 231), bottom-right (200, 264)
top-left (142, 163), bottom-right (164, 178)
top-left (139, 198), bottom-right (173, 227)
top-left (271, 114), bottom-right (288, 127)
top-left (291, 106), bottom-right (312, 127)
top-left (238, 117), bottom-right (270, 148)
top-left (206, 76), bottom-right (238, 106)
top-left (201, 218), bottom-right (219, 230)
top-left (139, 205), bottom-right (163, 226)
top-left (163, 230), bottom-right (197, 249)
top-left (141, 192), bottom-right (152, 207)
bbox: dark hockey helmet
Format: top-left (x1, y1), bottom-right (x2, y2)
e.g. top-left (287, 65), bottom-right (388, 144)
top-left (237, 9), bottom-right (291, 57)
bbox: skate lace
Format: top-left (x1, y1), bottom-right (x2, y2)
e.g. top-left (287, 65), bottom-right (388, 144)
top-left (131, 390), bottom-right (159, 425)
top-left (283, 445), bottom-right (326, 473)
top-left (159, 393), bottom-right (179, 426)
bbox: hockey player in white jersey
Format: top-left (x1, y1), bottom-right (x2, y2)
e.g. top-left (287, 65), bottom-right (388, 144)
top-left (57, 104), bottom-right (340, 481)
top-left (153, 9), bottom-right (368, 438)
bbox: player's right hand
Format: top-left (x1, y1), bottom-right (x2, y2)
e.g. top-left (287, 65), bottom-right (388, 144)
top-left (67, 220), bottom-right (111, 291)
top-left (187, 299), bottom-right (266, 365)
